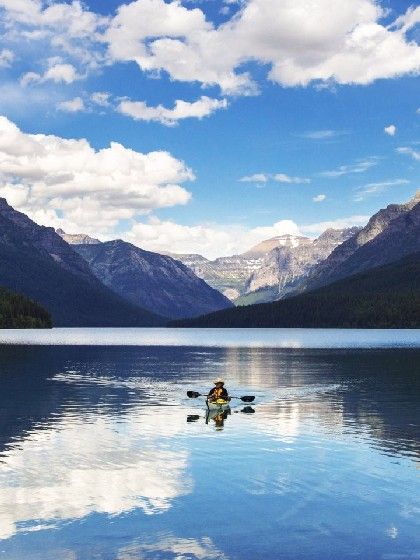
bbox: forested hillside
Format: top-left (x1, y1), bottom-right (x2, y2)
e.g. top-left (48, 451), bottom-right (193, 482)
top-left (0, 288), bottom-right (52, 328)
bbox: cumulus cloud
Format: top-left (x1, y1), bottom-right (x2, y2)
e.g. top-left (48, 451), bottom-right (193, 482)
top-left (319, 157), bottom-right (379, 178)
top-left (57, 96), bottom-right (85, 112)
top-left (384, 124), bottom-right (396, 136)
top-left (300, 215), bottom-right (369, 236)
top-left (353, 179), bottom-right (409, 201)
top-left (104, 0), bottom-right (420, 94)
top-left (126, 217), bottom-right (302, 259)
top-left (0, 115), bottom-right (193, 234)
top-left (118, 96), bottom-right (228, 126)
top-left (1, 0), bottom-right (419, 100)
top-left (397, 146), bottom-right (420, 161)
top-left (21, 62), bottom-right (80, 86)
top-left (0, 0), bottom-right (108, 84)
top-left (313, 194), bottom-right (326, 202)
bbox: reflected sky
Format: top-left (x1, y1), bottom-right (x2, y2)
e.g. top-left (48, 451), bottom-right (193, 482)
top-left (0, 344), bottom-right (419, 559)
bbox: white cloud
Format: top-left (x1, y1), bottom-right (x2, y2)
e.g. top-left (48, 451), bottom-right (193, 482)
top-left (1, 0), bottom-right (419, 100)
top-left (125, 217), bottom-right (302, 258)
top-left (397, 146), bottom-right (420, 161)
top-left (104, 0), bottom-right (420, 94)
top-left (0, 0), bottom-right (108, 85)
top-left (319, 157), bottom-right (379, 178)
top-left (313, 194), bottom-right (326, 202)
top-left (239, 173), bottom-right (269, 183)
top-left (117, 96), bottom-right (228, 126)
top-left (91, 91), bottom-right (111, 106)
top-left (240, 173), bottom-right (310, 184)
top-left (21, 63), bottom-right (80, 86)
top-left (299, 130), bottom-right (344, 140)
top-left (353, 179), bottom-right (409, 201)
top-left (0, 48), bottom-right (14, 68)
top-left (0, 396), bottom-right (191, 540)
top-left (274, 173), bottom-right (310, 184)
top-left (300, 215), bottom-right (369, 236)
top-left (57, 96), bottom-right (85, 112)
top-left (0, 115), bottom-right (193, 234)
top-left (384, 124), bottom-right (396, 136)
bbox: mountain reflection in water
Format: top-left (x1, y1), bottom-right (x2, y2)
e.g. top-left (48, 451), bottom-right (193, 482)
top-left (0, 344), bottom-right (419, 560)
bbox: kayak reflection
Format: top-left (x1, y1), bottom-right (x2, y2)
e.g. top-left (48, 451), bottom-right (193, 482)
top-left (186, 406), bottom-right (256, 430)
top-left (206, 406), bottom-right (231, 430)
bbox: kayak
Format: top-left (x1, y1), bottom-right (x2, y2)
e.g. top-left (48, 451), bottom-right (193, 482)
top-left (206, 398), bottom-right (231, 411)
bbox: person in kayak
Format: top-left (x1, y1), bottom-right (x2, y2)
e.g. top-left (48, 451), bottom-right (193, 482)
top-left (208, 379), bottom-right (230, 402)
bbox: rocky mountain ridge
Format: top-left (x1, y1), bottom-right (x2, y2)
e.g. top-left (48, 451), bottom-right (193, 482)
top-left (241, 228), bottom-right (359, 303)
top-left (74, 240), bottom-right (232, 320)
top-left (0, 198), bottom-right (162, 326)
top-left (299, 190), bottom-right (420, 293)
top-left (56, 229), bottom-right (101, 245)
top-left (172, 230), bottom-right (359, 303)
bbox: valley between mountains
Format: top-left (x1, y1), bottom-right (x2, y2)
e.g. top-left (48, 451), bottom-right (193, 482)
top-left (0, 191), bottom-right (419, 328)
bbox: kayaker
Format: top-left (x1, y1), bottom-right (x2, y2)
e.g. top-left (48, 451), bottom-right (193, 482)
top-left (208, 378), bottom-right (230, 402)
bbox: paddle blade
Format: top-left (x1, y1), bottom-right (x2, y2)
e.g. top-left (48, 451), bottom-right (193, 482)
top-left (240, 395), bottom-right (255, 402)
top-left (187, 391), bottom-right (201, 398)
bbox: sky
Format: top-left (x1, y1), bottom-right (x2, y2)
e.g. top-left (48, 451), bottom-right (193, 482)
top-left (0, 0), bottom-right (419, 258)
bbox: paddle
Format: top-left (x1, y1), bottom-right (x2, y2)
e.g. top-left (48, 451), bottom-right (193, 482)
top-left (187, 390), bottom-right (255, 403)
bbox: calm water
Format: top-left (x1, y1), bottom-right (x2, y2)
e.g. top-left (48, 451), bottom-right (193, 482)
top-left (0, 329), bottom-right (419, 559)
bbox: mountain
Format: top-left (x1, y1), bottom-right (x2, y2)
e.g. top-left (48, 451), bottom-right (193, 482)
top-left (172, 234), bottom-right (313, 301)
top-left (238, 228), bottom-right (359, 305)
top-left (243, 234), bottom-right (308, 256)
top-left (0, 198), bottom-right (163, 326)
top-left (174, 231), bottom-right (358, 304)
top-left (171, 251), bottom-right (264, 301)
top-left (171, 252), bottom-right (420, 329)
top-left (0, 287), bottom-right (52, 328)
top-left (299, 191), bottom-right (420, 293)
top-left (73, 240), bottom-right (233, 319)
top-left (56, 229), bottom-right (101, 245)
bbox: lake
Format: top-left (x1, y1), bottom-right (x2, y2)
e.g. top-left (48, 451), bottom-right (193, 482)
top-left (0, 328), bottom-right (419, 559)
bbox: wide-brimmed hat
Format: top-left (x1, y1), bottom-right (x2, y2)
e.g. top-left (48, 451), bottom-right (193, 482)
top-left (213, 378), bottom-right (225, 385)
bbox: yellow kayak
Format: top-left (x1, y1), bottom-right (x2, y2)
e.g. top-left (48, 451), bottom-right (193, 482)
top-left (206, 398), bottom-right (231, 410)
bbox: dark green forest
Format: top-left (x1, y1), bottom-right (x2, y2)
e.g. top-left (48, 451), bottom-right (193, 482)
top-left (0, 287), bottom-right (52, 328)
top-left (171, 252), bottom-right (420, 328)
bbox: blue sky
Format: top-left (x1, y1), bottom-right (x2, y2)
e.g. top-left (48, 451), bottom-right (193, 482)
top-left (0, 0), bottom-right (419, 257)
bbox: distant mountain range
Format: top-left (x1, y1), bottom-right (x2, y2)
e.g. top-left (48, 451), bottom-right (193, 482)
top-left (172, 252), bottom-right (420, 328)
top-left (172, 229), bottom-right (359, 304)
top-left (172, 191), bottom-right (420, 328)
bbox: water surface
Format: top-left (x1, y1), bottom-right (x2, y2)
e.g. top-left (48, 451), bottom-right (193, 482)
top-left (0, 327), bottom-right (420, 347)
top-left (0, 331), bottom-right (419, 559)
